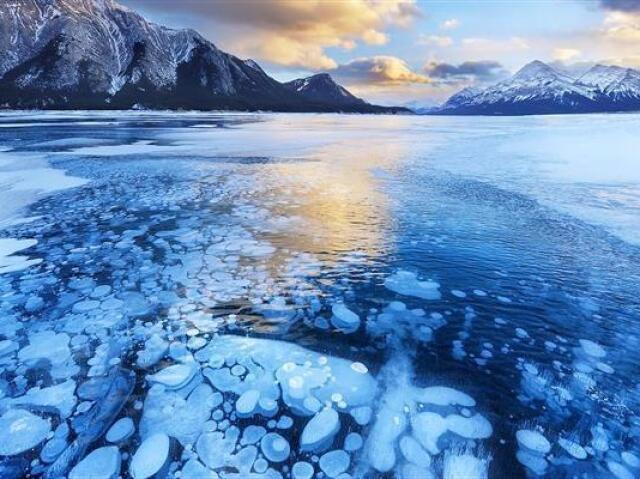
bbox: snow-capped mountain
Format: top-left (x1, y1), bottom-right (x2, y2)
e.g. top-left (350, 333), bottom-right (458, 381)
top-left (578, 64), bottom-right (640, 105)
top-left (438, 86), bottom-right (484, 110)
top-left (579, 64), bottom-right (630, 90)
top-left (0, 0), bottom-right (406, 112)
top-left (432, 60), bottom-right (640, 115)
top-left (283, 73), bottom-right (366, 108)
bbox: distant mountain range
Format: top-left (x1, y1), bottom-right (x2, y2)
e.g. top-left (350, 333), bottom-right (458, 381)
top-left (0, 0), bottom-right (407, 113)
top-left (430, 60), bottom-right (640, 115)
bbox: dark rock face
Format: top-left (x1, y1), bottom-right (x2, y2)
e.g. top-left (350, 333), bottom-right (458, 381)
top-left (0, 0), bottom-right (409, 113)
top-left (284, 73), bottom-right (366, 108)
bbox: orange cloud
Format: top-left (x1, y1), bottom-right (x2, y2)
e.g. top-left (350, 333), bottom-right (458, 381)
top-left (334, 56), bottom-right (431, 85)
top-left (178, 0), bottom-right (421, 70)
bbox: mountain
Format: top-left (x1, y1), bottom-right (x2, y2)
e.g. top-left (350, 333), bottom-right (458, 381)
top-left (431, 60), bottom-right (640, 116)
top-left (283, 73), bottom-right (366, 109)
top-left (0, 0), bottom-right (407, 113)
top-left (578, 64), bottom-right (640, 107)
top-left (401, 100), bottom-right (440, 115)
top-left (437, 86), bottom-right (484, 111)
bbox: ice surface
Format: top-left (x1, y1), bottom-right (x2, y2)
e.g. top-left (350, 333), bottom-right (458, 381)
top-left (130, 433), bottom-right (170, 479)
top-left (236, 389), bottom-right (261, 418)
top-left (1, 113), bottom-right (638, 479)
top-left (319, 450), bottom-right (350, 478)
top-left (578, 339), bottom-right (606, 358)
top-left (415, 386), bottom-right (476, 407)
top-left (622, 452), bottom-right (640, 469)
top-left (292, 461), bottom-right (314, 479)
top-left (0, 238), bottom-right (41, 274)
top-left (558, 437), bottom-right (587, 460)
top-left (446, 413), bottom-right (493, 439)
top-left (516, 429), bottom-right (551, 454)
top-left (412, 412), bottom-right (448, 454)
top-left (136, 334), bottom-right (168, 369)
top-left (0, 147), bottom-right (86, 243)
top-left (40, 422), bottom-right (70, 464)
top-left (196, 336), bottom-right (376, 417)
top-left (180, 459), bottom-right (219, 479)
top-left (147, 363), bottom-right (196, 389)
top-left (384, 270), bottom-right (441, 300)
top-left (344, 432), bottom-right (363, 452)
top-left (365, 355), bottom-right (492, 474)
top-left (69, 446), bottom-right (121, 479)
top-left (106, 417), bottom-right (135, 443)
top-left (516, 450), bottom-right (548, 475)
top-left (0, 409), bottom-right (51, 456)
top-left (443, 452), bottom-right (489, 479)
top-left (300, 408), bottom-right (340, 452)
top-left (140, 383), bottom-right (217, 445)
top-left (608, 461), bottom-right (634, 479)
top-left (367, 301), bottom-right (444, 345)
top-left (399, 436), bottom-right (431, 468)
top-left (260, 432), bottom-right (291, 462)
top-left (331, 303), bottom-right (360, 331)
top-left (2, 379), bottom-right (77, 418)
top-left (18, 331), bottom-right (77, 379)
top-left (241, 425), bottom-right (267, 445)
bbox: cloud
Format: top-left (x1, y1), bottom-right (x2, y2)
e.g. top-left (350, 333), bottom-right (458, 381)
top-left (122, 0), bottom-right (420, 70)
top-left (424, 60), bottom-right (508, 82)
top-left (553, 48), bottom-right (582, 61)
top-left (601, 11), bottom-right (640, 42)
top-left (334, 56), bottom-right (431, 85)
top-left (599, 0), bottom-right (640, 11)
top-left (418, 35), bottom-right (454, 47)
top-left (462, 36), bottom-right (530, 51)
top-left (453, 36), bottom-right (531, 65)
top-left (549, 60), bottom-right (596, 78)
top-left (441, 18), bottom-right (461, 30)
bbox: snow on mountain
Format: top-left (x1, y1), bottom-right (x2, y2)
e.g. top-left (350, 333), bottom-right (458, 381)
top-left (283, 73), bottom-right (366, 108)
top-left (0, 0), bottom-right (201, 96)
top-left (579, 64), bottom-right (640, 103)
top-left (433, 60), bottom-right (640, 115)
top-left (578, 64), bottom-right (630, 90)
top-left (0, 0), bottom-right (407, 112)
top-left (440, 86), bottom-right (484, 109)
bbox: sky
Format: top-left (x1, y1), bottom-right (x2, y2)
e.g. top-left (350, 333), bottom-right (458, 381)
top-left (120, 0), bottom-right (640, 106)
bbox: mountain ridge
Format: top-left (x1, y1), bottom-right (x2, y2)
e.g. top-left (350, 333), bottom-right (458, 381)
top-left (283, 73), bottom-right (367, 109)
top-left (0, 0), bottom-right (408, 113)
top-left (430, 60), bottom-right (640, 115)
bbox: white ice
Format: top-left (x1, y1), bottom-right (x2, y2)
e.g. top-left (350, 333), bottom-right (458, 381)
top-left (384, 270), bottom-right (441, 300)
top-left (0, 409), bottom-right (51, 456)
top-left (300, 408), bottom-right (340, 452)
top-left (0, 238), bottom-right (41, 274)
top-left (129, 432), bottom-right (170, 479)
top-left (69, 446), bottom-right (121, 479)
top-left (331, 303), bottom-right (360, 331)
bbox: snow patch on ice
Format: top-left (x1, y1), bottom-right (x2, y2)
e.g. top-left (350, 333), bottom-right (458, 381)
top-left (0, 238), bottom-right (41, 274)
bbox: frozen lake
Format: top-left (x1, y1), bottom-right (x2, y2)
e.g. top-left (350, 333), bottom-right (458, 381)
top-left (0, 112), bottom-right (639, 479)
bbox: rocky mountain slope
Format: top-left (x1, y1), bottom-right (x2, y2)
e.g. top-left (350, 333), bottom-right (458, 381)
top-left (0, 0), bottom-right (406, 113)
top-left (283, 73), bottom-right (366, 109)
